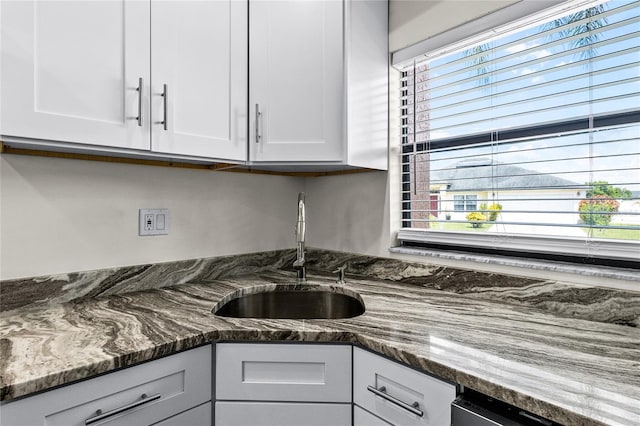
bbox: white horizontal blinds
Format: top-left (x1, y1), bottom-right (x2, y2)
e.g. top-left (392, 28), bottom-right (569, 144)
top-left (400, 0), bottom-right (640, 256)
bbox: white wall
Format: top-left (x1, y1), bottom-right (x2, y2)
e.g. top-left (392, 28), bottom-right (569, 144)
top-left (389, 0), bottom-right (517, 52)
top-left (0, 155), bottom-right (304, 279)
top-left (305, 171), bottom-right (391, 257)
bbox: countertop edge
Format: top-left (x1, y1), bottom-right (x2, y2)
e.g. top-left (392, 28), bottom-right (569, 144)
top-left (0, 329), bottom-right (609, 426)
top-left (389, 246), bottom-right (640, 284)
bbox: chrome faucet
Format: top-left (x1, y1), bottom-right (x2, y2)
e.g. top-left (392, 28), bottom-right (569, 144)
top-left (293, 192), bottom-right (306, 285)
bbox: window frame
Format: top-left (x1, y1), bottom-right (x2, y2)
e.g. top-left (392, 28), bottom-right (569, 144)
top-left (453, 195), bottom-right (478, 212)
top-left (393, 0), bottom-right (640, 266)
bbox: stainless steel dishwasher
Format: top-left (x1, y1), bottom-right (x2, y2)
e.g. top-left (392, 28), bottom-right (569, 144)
top-left (452, 389), bottom-right (561, 426)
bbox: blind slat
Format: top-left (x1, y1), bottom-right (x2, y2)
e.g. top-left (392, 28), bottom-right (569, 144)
top-left (399, 0), bottom-right (640, 260)
top-left (419, 59), bottom-right (639, 114)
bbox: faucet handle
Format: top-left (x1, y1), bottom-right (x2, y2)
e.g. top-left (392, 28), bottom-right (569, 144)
top-left (333, 265), bottom-right (347, 284)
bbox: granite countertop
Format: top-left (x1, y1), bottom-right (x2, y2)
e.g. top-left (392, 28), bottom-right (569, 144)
top-left (1, 252), bottom-right (639, 426)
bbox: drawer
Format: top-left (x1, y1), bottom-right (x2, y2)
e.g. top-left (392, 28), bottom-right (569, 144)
top-left (354, 347), bottom-right (456, 426)
top-left (1, 345), bottom-right (212, 426)
top-left (354, 406), bottom-right (392, 426)
top-left (215, 343), bottom-right (351, 403)
top-left (215, 401), bottom-right (351, 426)
top-left (152, 402), bottom-right (211, 426)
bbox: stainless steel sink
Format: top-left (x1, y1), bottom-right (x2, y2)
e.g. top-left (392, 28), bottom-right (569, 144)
top-left (213, 285), bottom-right (365, 319)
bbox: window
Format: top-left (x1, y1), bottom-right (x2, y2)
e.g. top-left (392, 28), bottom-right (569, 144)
top-left (397, 0), bottom-right (639, 263)
top-left (454, 195), bottom-right (478, 212)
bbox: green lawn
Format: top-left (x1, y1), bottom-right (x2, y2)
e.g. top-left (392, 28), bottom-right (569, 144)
top-left (582, 224), bottom-right (640, 241)
top-left (431, 221), bottom-right (490, 232)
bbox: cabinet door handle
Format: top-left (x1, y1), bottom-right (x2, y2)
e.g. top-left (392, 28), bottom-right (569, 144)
top-left (255, 103), bottom-right (262, 144)
top-left (85, 393), bottom-right (161, 425)
top-left (367, 385), bottom-right (424, 417)
top-left (161, 84), bottom-right (168, 131)
top-left (136, 77), bottom-right (144, 127)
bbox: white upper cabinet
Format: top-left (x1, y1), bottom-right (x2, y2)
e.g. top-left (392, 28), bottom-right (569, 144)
top-left (151, 0), bottom-right (247, 161)
top-left (345, 0), bottom-right (389, 170)
top-left (1, 0), bottom-right (387, 170)
top-left (1, 0), bottom-right (247, 162)
top-left (0, 0), bottom-right (150, 150)
top-left (249, 0), bottom-right (388, 170)
top-left (249, 0), bottom-right (344, 163)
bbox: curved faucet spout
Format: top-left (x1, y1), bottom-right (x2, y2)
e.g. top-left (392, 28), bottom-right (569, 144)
top-left (293, 192), bottom-right (306, 284)
top-left (296, 192), bottom-right (305, 245)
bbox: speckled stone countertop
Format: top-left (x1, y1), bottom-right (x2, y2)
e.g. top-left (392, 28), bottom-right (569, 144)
top-left (1, 250), bottom-right (639, 426)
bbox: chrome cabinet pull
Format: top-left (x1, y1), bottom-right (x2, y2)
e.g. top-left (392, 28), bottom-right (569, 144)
top-left (367, 385), bottom-right (424, 417)
top-left (136, 77), bottom-right (143, 127)
top-left (85, 393), bottom-right (161, 425)
top-left (255, 103), bottom-right (262, 143)
top-left (161, 84), bottom-right (168, 131)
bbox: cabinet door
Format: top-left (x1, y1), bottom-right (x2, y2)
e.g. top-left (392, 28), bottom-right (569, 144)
top-left (152, 402), bottom-right (211, 426)
top-left (354, 405), bottom-right (392, 426)
top-left (215, 402), bottom-right (351, 426)
top-left (216, 343), bottom-right (351, 403)
top-left (354, 348), bottom-right (457, 426)
top-left (0, 345), bottom-right (212, 426)
top-left (0, 0), bottom-right (150, 150)
top-left (249, 0), bottom-right (344, 163)
top-left (151, 0), bottom-right (247, 161)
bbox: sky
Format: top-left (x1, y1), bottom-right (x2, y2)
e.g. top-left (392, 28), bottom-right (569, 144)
top-left (406, 0), bottom-right (640, 193)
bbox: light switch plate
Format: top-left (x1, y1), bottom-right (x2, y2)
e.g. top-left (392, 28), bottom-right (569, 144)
top-left (139, 209), bottom-right (170, 236)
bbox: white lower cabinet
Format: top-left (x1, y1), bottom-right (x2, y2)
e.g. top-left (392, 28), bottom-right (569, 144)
top-left (353, 348), bottom-right (457, 426)
top-left (215, 343), bottom-right (352, 402)
top-left (0, 345), bottom-right (212, 426)
top-left (1, 343), bottom-right (458, 426)
top-left (354, 406), bottom-right (392, 426)
top-left (215, 402), bottom-right (351, 426)
top-left (214, 343), bottom-right (352, 426)
top-left (153, 402), bottom-right (212, 426)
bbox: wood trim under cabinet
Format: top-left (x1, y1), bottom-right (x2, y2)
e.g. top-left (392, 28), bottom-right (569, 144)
top-left (0, 141), bottom-right (380, 177)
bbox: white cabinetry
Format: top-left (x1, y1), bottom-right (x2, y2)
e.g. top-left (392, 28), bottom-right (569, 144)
top-left (353, 347), bottom-right (457, 426)
top-left (215, 343), bottom-right (352, 426)
top-left (150, 0), bottom-right (247, 161)
top-left (1, 0), bottom-right (387, 170)
top-left (249, 0), bottom-right (388, 170)
top-left (0, 0), bottom-right (247, 162)
top-left (354, 405), bottom-right (392, 425)
top-left (0, 345), bottom-right (212, 426)
top-left (216, 402), bottom-right (351, 426)
top-left (0, 0), bottom-right (150, 150)
top-left (249, 0), bottom-right (343, 164)
top-left (152, 402), bottom-right (212, 426)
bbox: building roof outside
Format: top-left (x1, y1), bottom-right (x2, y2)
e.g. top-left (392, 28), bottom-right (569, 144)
top-left (430, 159), bottom-right (585, 192)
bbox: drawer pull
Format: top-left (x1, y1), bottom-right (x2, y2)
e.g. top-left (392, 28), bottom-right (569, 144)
top-left (255, 103), bottom-right (262, 144)
top-left (367, 385), bottom-right (424, 417)
top-left (85, 393), bottom-right (161, 425)
top-left (136, 77), bottom-right (144, 127)
top-left (161, 84), bottom-right (168, 131)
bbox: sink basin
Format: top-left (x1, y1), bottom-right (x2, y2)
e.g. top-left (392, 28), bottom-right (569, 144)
top-left (213, 285), bottom-right (365, 319)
